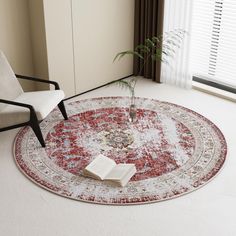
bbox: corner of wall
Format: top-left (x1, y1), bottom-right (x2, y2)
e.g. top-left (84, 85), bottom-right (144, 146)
top-left (0, 0), bottom-right (36, 91)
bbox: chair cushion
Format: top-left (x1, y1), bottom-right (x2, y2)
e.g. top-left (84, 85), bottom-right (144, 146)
top-left (0, 90), bottom-right (65, 128)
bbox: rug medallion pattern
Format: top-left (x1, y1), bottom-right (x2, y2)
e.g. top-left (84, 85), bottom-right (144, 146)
top-left (14, 97), bottom-right (227, 205)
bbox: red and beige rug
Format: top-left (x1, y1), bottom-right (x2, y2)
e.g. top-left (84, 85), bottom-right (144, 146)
top-left (14, 97), bottom-right (227, 205)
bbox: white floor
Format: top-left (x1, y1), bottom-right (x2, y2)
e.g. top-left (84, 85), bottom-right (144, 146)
top-left (1, 78), bottom-right (236, 236)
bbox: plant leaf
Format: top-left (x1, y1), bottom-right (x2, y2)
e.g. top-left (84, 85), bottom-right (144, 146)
top-left (113, 51), bottom-right (144, 62)
top-left (109, 80), bottom-right (134, 96)
top-left (145, 38), bottom-right (156, 49)
top-left (135, 44), bottom-right (150, 53)
top-left (151, 54), bottom-right (161, 61)
top-left (152, 36), bottom-right (160, 43)
top-left (164, 39), bottom-right (180, 48)
top-left (162, 44), bottom-right (176, 53)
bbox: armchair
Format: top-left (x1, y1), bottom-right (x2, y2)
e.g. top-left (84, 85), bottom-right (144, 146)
top-left (0, 51), bottom-right (68, 147)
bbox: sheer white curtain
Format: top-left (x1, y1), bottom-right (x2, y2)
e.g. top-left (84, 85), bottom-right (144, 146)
top-left (161, 0), bottom-right (194, 89)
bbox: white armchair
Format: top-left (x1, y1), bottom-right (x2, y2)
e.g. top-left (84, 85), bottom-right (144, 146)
top-left (0, 51), bottom-right (68, 147)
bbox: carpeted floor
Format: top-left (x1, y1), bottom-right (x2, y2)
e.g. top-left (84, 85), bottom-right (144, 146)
top-left (0, 78), bottom-right (236, 235)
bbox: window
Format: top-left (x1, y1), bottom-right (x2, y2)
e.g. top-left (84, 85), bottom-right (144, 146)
top-left (191, 0), bottom-right (236, 92)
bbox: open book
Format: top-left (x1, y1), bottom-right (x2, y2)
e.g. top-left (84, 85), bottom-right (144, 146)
top-left (83, 154), bottom-right (136, 187)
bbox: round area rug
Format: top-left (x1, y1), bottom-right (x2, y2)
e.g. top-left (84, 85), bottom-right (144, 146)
top-left (14, 97), bottom-right (227, 205)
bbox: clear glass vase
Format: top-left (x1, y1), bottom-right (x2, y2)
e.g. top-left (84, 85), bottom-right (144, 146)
top-left (129, 104), bottom-right (136, 122)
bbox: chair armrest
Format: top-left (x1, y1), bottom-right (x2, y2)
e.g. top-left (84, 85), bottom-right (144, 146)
top-left (0, 99), bottom-right (34, 111)
top-left (15, 74), bottom-right (60, 90)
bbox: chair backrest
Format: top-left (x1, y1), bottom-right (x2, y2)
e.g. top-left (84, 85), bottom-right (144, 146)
top-left (0, 51), bottom-right (23, 111)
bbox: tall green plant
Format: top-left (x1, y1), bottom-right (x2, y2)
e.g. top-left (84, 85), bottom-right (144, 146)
top-left (112, 29), bottom-right (186, 102)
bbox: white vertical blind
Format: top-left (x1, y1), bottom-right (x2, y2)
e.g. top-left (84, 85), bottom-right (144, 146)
top-left (191, 0), bottom-right (236, 88)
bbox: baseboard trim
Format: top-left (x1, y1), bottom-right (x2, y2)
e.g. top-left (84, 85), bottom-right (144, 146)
top-left (64, 74), bottom-right (134, 101)
top-left (193, 81), bottom-right (236, 103)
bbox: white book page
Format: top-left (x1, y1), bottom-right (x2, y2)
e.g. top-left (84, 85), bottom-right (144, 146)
top-left (120, 166), bottom-right (136, 187)
top-left (105, 164), bottom-right (135, 181)
top-left (84, 154), bottom-right (116, 180)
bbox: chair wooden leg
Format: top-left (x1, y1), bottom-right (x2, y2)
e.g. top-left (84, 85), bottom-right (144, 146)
top-left (30, 111), bottom-right (45, 147)
top-left (58, 101), bottom-right (68, 120)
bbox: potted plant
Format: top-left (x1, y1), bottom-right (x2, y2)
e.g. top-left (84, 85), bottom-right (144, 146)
top-left (112, 29), bottom-right (186, 122)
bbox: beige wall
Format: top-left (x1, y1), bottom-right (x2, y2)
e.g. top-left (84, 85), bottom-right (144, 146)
top-left (28, 0), bottom-right (49, 90)
top-left (72, 0), bottom-right (135, 94)
top-left (43, 0), bottom-right (76, 97)
top-left (0, 0), bottom-right (134, 96)
top-left (43, 0), bottom-right (134, 97)
top-left (0, 0), bottom-right (35, 91)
